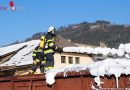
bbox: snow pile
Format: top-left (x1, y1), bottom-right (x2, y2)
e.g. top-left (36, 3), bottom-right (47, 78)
top-left (89, 58), bottom-right (130, 88)
top-left (45, 64), bottom-right (87, 85)
top-left (45, 58), bottom-right (130, 88)
top-left (0, 40), bottom-right (39, 66)
top-left (63, 43), bottom-right (130, 58)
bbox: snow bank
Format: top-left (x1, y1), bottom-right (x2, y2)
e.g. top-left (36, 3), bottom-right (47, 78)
top-left (45, 58), bottom-right (130, 88)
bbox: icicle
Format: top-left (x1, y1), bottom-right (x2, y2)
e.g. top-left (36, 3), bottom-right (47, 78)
top-left (115, 76), bottom-right (119, 88)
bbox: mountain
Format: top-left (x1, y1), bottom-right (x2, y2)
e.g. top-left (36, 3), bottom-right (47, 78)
top-left (25, 20), bottom-right (130, 48)
top-left (57, 20), bottom-right (130, 48)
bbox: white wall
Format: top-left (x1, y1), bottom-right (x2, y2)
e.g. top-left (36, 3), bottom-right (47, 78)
top-left (54, 52), bottom-right (93, 68)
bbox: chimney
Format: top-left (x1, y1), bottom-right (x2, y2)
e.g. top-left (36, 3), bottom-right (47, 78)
top-left (67, 39), bottom-right (71, 42)
top-left (100, 42), bottom-right (107, 47)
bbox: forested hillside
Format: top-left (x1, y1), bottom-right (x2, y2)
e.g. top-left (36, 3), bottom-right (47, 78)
top-left (25, 20), bottom-right (130, 48)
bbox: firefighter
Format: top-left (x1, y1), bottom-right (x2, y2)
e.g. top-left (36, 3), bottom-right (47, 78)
top-left (29, 37), bottom-right (46, 74)
top-left (44, 26), bottom-right (63, 72)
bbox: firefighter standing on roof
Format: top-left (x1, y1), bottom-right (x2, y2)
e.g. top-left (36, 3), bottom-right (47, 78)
top-left (44, 26), bottom-right (63, 71)
top-left (29, 36), bottom-right (46, 74)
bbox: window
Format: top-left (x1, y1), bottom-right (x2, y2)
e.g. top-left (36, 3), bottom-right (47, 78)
top-left (61, 56), bottom-right (66, 63)
top-left (75, 57), bottom-right (80, 64)
top-left (68, 57), bottom-right (73, 64)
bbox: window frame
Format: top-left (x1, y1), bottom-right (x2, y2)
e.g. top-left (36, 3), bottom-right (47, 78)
top-left (75, 57), bottom-right (80, 64)
top-left (68, 56), bottom-right (73, 64)
top-left (61, 56), bottom-right (66, 63)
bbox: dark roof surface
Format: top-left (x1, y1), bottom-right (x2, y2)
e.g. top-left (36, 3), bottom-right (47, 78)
top-left (55, 35), bottom-right (76, 48)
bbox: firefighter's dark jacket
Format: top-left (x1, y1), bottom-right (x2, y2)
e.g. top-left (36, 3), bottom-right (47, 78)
top-left (44, 33), bottom-right (58, 54)
top-left (32, 46), bottom-right (44, 61)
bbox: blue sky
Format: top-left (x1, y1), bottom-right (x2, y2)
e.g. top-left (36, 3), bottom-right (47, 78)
top-left (0, 0), bottom-right (130, 46)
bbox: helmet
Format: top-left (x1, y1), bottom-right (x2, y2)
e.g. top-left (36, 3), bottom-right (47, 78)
top-left (48, 26), bottom-right (56, 34)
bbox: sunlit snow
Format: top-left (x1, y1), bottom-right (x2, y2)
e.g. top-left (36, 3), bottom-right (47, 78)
top-left (45, 58), bottom-right (130, 89)
top-left (63, 43), bottom-right (130, 57)
top-left (0, 40), bottom-right (39, 66)
top-left (0, 40), bottom-right (130, 88)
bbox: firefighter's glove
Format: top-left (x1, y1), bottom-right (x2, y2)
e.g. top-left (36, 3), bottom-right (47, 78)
top-left (41, 61), bottom-right (46, 65)
top-left (35, 59), bottom-right (40, 65)
top-left (36, 59), bottom-right (40, 62)
top-left (33, 60), bottom-right (37, 65)
top-left (56, 48), bottom-right (63, 53)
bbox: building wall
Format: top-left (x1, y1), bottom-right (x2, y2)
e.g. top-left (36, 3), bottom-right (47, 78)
top-left (54, 52), bottom-right (93, 68)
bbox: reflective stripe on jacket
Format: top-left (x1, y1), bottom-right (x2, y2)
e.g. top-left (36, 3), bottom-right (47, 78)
top-left (32, 46), bottom-right (44, 60)
top-left (44, 33), bottom-right (57, 54)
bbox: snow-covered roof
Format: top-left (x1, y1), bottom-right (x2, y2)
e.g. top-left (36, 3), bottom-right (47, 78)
top-left (0, 43), bottom-right (26, 56)
top-left (63, 43), bottom-right (130, 57)
top-left (0, 39), bottom-right (130, 68)
top-left (0, 40), bottom-right (39, 66)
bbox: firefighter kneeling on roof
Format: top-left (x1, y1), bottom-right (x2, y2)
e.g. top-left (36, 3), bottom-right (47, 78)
top-left (29, 36), bottom-right (46, 74)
